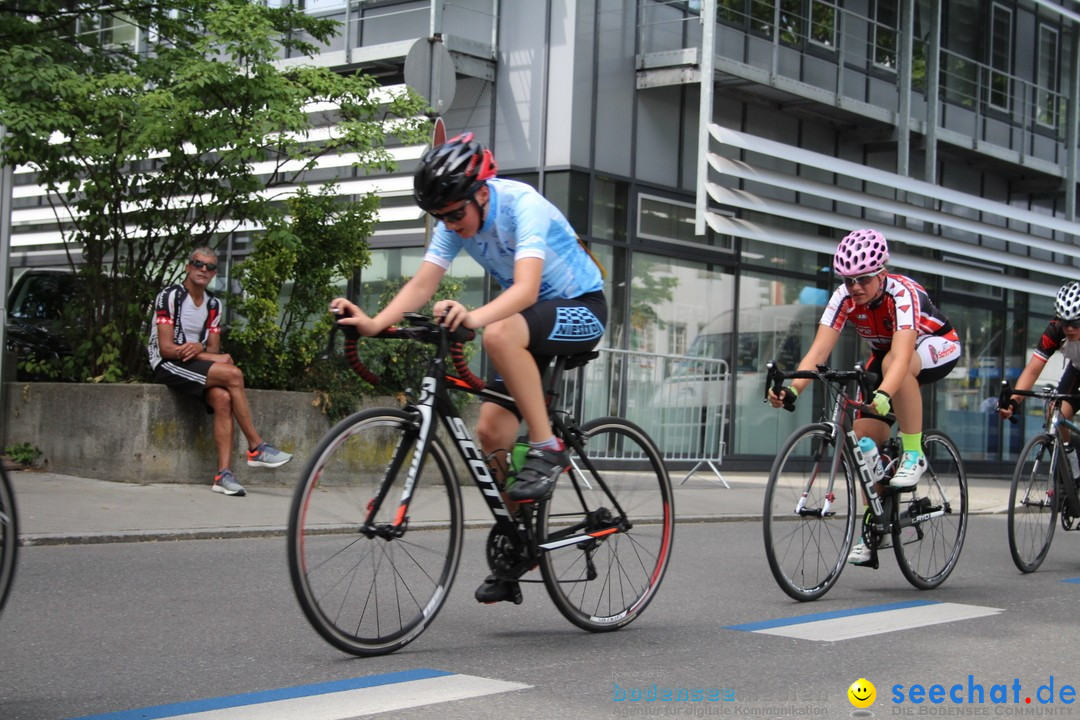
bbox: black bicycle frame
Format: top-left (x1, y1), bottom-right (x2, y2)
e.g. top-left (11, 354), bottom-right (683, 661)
top-left (357, 326), bottom-right (628, 554)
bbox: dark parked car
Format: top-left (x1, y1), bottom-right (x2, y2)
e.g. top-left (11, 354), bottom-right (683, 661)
top-left (5, 270), bottom-right (79, 379)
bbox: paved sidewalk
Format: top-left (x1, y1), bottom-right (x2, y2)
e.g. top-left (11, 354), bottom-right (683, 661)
top-left (5, 468), bottom-right (1013, 546)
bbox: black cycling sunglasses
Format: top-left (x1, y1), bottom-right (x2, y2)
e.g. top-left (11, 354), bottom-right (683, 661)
top-left (1064, 318), bottom-right (1080, 330)
top-left (429, 198), bottom-right (474, 224)
top-left (190, 259), bottom-right (218, 272)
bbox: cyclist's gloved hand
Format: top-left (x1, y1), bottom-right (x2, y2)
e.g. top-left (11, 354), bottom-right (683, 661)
top-left (781, 385), bottom-right (798, 412)
top-left (998, 397), bottom-right (1019, 414)
top-left (871, 389), bottom-right (891, 416)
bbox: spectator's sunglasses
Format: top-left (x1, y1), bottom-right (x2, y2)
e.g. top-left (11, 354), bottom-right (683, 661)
top-left (429, 197), bottom-right (474, 224)
top-left (840, 271), bottom-right (880, 288)
top-left (190, 259), bottom-right (218, 272)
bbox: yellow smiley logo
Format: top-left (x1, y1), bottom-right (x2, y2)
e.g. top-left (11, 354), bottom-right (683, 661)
top-left (848, 678), bottom-right (876, 708)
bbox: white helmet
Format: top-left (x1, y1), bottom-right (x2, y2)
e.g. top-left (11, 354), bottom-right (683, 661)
top-left (1055, 282), bottom-right (1080, 321)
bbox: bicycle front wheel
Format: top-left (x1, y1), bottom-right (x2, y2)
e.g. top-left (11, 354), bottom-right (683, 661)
top-left (1007, 433), bottom-right (1058, 573)
top-left (287, 408), bottom-right (463, 657)
top-left (538, 417), bottom-right (674, 632)
top-left (892, 430), bottom-right (968, 589)
top-left (0, 467), bottom-right (17, 615)
top-left (763, 423), bottom-right (856, 602)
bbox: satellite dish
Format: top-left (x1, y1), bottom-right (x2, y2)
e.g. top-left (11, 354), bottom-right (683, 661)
top-left (404, 38), bottom-right (457, 114)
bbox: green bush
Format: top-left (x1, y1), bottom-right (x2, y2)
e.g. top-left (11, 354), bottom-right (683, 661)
top-left (4, 442), bottom-right (42, 467)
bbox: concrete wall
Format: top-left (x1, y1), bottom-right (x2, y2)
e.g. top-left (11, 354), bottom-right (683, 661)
top-left (1, 383), bottom-right (485, 485)
top-left (2, 383), bottom-right (342, 484)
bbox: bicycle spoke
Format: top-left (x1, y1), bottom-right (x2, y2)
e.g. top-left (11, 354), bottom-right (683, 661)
top-left (1008, 434), bottom-right (1057, 573)
top-left (892, 430), bottom-right (967, 589)
top-left (288, 409), bottom-right (462, 656)
top-left (539, 417), bottom-right (673, 631)
top-left (764, 424), bottom-right (855, 601)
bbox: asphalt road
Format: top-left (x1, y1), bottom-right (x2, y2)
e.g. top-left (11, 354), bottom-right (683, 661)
top-left (1, 516), bottom-right (1079, 720)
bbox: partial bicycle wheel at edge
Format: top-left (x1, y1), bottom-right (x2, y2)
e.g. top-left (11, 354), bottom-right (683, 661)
top-left (0, 467), bottom-right (17, 615)
top-left (287, 407), bottom-right (463, 656)
top-left (538, 417), bottom-right (674, 632)
top-left (892, 430), bottom-right (967, 589)
top-left (763, 423), bottom-right (856, 602)
top-left (1007, 433), bottom-right (1058, 573)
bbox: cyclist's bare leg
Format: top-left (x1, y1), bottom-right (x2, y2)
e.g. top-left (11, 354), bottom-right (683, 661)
top-left (854, 351), bottom-right (923, 496)
top-left (1063, 400), bottom-right (1076, 444)
top-left (476, 401), bottom-right (523, 509)
top-left (474, 399), bottom-right (527, 604)
top-left (482, 314), bottom-right (551, 444)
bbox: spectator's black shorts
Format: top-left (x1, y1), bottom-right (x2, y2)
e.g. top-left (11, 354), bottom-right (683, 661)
top-left (484, 291), bottom-right (607, 419)
top-left (153, 359), bottom-right (215, 414)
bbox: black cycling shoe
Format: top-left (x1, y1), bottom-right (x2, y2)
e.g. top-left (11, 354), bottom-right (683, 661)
top-left (507, 446), bottom-right (569, 502)
top-left (474, 575), bottom-right (523, 605)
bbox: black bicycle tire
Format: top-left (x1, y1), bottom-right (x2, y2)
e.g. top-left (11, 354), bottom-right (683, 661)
top-left (537, 416), bottom-right (674, 632)
top-left (892, 429), bottom-right (968, 589)
top-left (0, 467), bottom-right (17, 615)
top-left (1007, 433), bottom-right (1058, 573)
top-left (287, 407), bottom-right (463, 656)
top-left (763, 422), bottom-right (856, 602)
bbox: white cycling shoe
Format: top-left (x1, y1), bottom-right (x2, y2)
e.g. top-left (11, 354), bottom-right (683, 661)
top-left (847, 542), bottom-right (872, 564)
top-left (890, 451), bottom-right (926, 489)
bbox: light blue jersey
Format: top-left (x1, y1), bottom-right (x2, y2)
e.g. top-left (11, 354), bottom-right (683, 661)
top-left (423, 178), bottom-right (604, 301)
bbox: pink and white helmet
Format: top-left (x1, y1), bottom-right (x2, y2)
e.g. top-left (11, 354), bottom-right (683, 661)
top-left (833, 229), bottom-right (890, 276)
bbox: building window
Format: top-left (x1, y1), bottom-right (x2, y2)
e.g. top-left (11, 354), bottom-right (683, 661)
top-left (808, 1), bottom-right (837, 49)
top-left (669, 322), bottom-right (688, 356)
top-left (872, 0), bottom-right (898, 70)
top-left (1036, 24), bottom-right (1060, 129)
top-left (638, 193), bottom-right (734, 251)
top-left (592, 178), bottom-right (629, 244)
top-left (988, 2), bottom-right (1013, 112)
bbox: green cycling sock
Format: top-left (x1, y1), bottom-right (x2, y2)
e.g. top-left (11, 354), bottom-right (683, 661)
top-left (900, 432), bottom-right (923, 455)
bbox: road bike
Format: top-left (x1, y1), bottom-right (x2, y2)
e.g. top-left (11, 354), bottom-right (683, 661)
top-left (763, 362), bottom-right (968, 601)
top-left (999, 381), bottom-right (1080, 573)
top-left (287, 313), bottom-right (674, 656)
top-left (0, 465), bottom-right (17, 615)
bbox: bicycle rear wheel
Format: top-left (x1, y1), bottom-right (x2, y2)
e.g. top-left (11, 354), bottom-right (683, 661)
top-left (1007, 433), bottom-right (1058, 573)
top-left (892, 430), bottom-right (968, 589)
top-left (538, 417), bottom-right (674, 632)
top-left (287, 408), bottom-right (463, 656)
top-left (0, 467), bottom-right (17, 615)
top-left (763, 423), bottom-right (856, 601)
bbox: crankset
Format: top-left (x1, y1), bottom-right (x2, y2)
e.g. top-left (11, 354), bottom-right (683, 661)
top-left (485, 524), bottom-right (534, 580)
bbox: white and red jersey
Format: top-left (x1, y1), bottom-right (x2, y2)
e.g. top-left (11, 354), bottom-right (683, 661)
top-left (819, 273), bottom-right (958, 353)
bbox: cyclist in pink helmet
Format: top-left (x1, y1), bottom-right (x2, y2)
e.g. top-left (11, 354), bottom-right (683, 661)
top-left (768, 229), bottom-right (961, 565)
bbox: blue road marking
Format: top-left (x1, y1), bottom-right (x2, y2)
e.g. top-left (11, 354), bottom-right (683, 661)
top-left (66, 669), bottom-right (453, 720)
top-left (724, 600), bottom-right (938, 632)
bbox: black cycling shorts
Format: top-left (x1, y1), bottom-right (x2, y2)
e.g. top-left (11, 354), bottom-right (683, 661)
top-left (484, 291), bottom-right (607, 418)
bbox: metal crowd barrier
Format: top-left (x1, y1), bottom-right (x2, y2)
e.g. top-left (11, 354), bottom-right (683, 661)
top-left (555, 348), bottom-right (731, 487)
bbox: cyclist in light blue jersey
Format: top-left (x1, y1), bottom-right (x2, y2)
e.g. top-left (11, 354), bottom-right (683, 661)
top-left (330, 132), bottom-right (607, 605)
top-left (424, 176), bottom-right (604, 303)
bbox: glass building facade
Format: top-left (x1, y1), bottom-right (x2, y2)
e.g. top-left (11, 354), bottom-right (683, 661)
top-left (7, 0), bottom-right (1080, 476)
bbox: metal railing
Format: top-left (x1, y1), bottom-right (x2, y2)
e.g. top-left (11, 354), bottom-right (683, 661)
top-left (555, 347), bottom-right (731, 486)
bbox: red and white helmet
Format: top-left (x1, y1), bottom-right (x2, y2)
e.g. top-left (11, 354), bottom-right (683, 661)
top-left (833, 229), bottom-right (890, 276)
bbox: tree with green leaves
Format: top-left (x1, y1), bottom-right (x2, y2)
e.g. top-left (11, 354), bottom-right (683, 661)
top-left (0, 0), bottom-right (429, 382)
